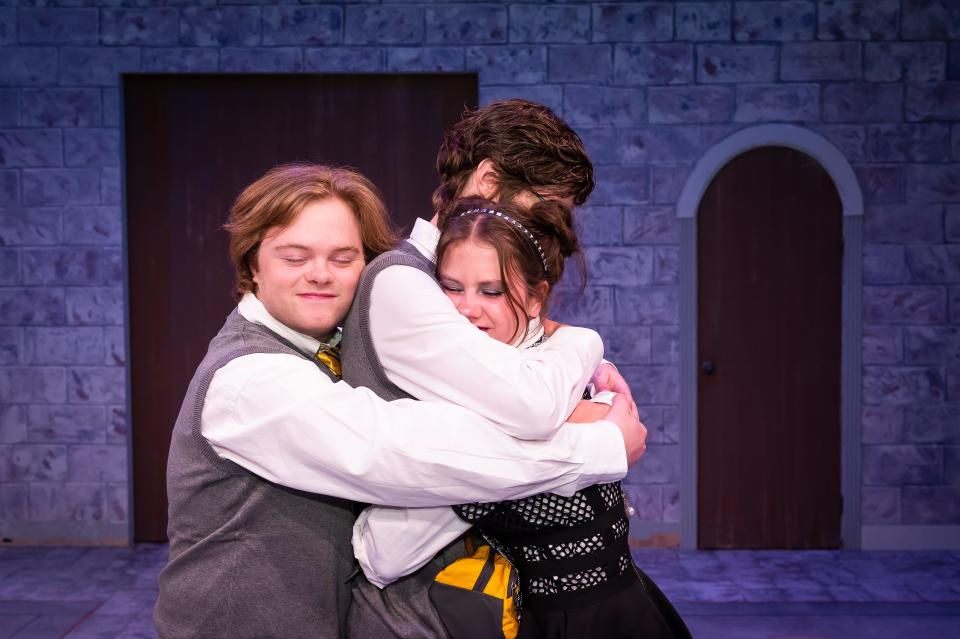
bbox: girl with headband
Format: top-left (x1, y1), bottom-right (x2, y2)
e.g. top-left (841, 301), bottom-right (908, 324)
top-left (357, 195), bottom-right (691, 639)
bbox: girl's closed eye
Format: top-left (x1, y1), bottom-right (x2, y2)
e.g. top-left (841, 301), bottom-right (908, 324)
top-left (439, 280), bottom-right (463, 294)
top-left (436, 237), bottom-right (536, 345)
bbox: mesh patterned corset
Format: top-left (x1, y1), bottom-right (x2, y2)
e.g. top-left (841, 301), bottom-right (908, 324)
top-left (454, 480), bottom-right (636, 608)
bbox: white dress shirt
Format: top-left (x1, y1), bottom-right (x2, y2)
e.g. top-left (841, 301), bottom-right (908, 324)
top-left (366, 219), bottom-right (604, 440)
top-left (201, 292), bottom-right (626, 508)
top-left (352, 219), bottom-right (624, 587)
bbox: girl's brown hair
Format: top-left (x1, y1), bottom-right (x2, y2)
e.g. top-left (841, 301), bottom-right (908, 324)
top-left (224, 163), bottom-right (398, 301)
top-left (436, 196), bottom-right (585, 344)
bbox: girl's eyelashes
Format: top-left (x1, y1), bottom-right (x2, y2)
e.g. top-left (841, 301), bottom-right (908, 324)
top-left (439, 281), bottom-right (502, 297)
top-left (439, 282), bottom-right (463, 293)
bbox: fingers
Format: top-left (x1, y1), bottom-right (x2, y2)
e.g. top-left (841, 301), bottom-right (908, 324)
top-left (611, 392), bottom-right (639, 420)
top-left (600, 364), bottom-right (634, 401)
top-left (607, 394), bottom-right (627, 422)
top-left (609, 393), bottom-right (648, 465)
top-left (612, 375), bottom-right (632, 397)
top-left (609, 392), bottom-right (628, 412)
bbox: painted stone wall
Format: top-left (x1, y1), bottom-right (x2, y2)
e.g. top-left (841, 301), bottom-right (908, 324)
top-left (0, 0), bottom-right (957, 546)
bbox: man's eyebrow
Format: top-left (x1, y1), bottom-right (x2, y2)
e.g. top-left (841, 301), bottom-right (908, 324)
top-left (330, 246), bottom-right (361, 255)
top-left (272, 243), bottom-right (310, 252)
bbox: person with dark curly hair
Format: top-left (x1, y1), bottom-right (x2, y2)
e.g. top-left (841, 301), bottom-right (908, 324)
top-left (343, 100), bottom-right (650, 638)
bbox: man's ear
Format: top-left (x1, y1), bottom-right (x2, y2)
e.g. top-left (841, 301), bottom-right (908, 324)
top-left (473, 159), bottom-right (500, 199)
top-left (249, 254), bottom-right (260, 286)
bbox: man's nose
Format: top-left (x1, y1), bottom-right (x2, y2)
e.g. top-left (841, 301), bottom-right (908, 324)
top-left (305, 259), bottom-right (333, 284)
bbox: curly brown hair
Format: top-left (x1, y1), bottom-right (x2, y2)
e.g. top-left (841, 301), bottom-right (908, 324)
top-left (224, 163), bottom-right (398, 301)
top-left (432, 99), bottom-right (594, 220)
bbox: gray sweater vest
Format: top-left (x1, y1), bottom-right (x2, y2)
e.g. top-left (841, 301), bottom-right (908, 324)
top-left (340, 242), bottom-right (427, 403)
top-left (154, 310), bottom-right (357, 639)
top-left (341, 242), bottom-right (465, 639)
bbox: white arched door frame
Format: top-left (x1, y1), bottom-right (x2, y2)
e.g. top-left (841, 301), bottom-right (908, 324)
top-left (676, 124), bottom-right (864, 549)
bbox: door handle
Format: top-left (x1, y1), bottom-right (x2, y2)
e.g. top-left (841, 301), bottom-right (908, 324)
top-left (702, 361), bottom-right (716, 375)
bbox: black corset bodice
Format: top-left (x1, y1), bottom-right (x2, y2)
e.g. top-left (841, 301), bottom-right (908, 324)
top-left (453, 481), bottom-right (637, 608)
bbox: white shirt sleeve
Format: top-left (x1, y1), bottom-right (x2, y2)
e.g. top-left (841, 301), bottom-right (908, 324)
top-left (202, 352), bottom-right (627, 507)
top-left (352, 505), bottom-right (471, 589)
top-left (369, 264), bottom-right (603, 440)
top-left (352, 390), bottom-right (629, 587)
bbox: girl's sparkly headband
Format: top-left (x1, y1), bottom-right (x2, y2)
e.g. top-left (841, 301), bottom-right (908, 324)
top-left (459, 208), bottom-right (548, 274)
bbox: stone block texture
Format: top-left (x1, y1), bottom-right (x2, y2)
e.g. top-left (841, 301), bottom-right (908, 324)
top-left (0, 0), bottom-right (957, 548)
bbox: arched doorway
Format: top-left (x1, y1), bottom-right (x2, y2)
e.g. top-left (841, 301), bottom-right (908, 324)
top-left (676, 125), bottom-right (865, 549)
top-left (697, 146), bottom-right (842, 548)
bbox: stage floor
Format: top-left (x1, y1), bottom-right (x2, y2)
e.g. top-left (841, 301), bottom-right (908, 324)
top-left (0, 545), bottom-right (958, 638)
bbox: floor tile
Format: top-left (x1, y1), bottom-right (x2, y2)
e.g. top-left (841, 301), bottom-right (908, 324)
top-left (0, 546), bottom-right (956, 637)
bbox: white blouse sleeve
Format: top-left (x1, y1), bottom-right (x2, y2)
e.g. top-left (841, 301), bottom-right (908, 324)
top-left (368, 264), bottom-right (603, 440)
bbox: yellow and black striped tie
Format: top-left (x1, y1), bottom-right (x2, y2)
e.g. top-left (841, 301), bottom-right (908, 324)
top-left (315, 344), bottom-right (342, 379)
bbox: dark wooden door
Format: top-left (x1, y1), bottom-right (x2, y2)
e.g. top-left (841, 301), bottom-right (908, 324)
top-left (125, 74), bottom-right (477, 541)
top-left (697, 146), bottom-right (843, 549)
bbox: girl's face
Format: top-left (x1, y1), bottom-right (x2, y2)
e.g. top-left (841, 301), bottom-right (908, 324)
top-left (438, 238), bottom-right (542, 345)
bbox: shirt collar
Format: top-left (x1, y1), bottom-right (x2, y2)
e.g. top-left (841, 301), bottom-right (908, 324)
top-left (237, 292), bottom-right (340, 357)
top-left (406, 217), bottom-right (441, 264)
